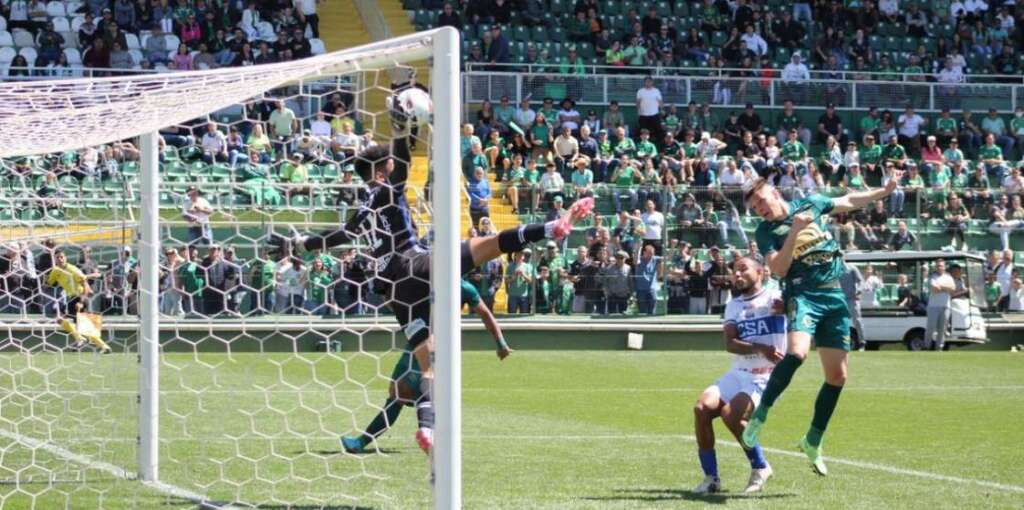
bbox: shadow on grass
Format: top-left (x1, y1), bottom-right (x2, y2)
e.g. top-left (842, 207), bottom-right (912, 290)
top-left (582, 487), bottom-right (797, 504)
top-left (306, 448), bottom-right (406, 456)
top-left (164, 498), bottom-right (376, 510)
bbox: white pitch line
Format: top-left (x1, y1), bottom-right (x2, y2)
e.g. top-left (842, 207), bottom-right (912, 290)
top-left (466, 433), bottom-right (1024, 494)
top-left (0, 428), bottom-right (245, 509)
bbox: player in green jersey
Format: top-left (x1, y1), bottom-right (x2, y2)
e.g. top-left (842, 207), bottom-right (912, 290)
top-left (341, 280), bottom-right (512, 454)
top-left (740, 173), bottom-right (901, 476)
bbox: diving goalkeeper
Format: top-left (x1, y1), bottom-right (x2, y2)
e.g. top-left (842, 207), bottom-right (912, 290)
top-left (48, 249), bottom-right (111, 353)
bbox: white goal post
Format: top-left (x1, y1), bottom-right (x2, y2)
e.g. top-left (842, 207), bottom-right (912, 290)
top-left (0, 26), bottom-right (461, 509)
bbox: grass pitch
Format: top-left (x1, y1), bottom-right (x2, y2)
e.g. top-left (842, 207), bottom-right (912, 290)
top-left (1, 350), bottom-right (1022, 509)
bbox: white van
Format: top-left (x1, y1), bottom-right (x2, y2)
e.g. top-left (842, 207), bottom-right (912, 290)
top-left (844, 251), bottom-right (988, 350)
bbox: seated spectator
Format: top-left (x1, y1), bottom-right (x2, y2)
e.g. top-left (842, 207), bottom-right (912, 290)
top-left (193, 43), bottom-right (217, 69)
top-left (888, 221), bottom-right (918, 251)
top-left (279, 153), bottom-right (312, 200)
top-left (983, 108), bottom-right (1015, 157)
top-left (979, 132), bottom-right (1008, 181)
top-left (569, 155), bottom-right (594, 199)
top-left (817, 103), bottom-right (846, 146)
top-left (246, 124), bottom-right (272, 163)
top-left (200, 122), bottom-right (229, 164)
top-left (609, 157), bottom-right (639, 213)
top-left (171, 43), bottom-right (193, 70)
top-left (945, 194), bottom-right (971, 250)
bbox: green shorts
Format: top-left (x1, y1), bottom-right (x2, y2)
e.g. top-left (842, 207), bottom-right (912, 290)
top-left (389, 347), bottom-right (423, 397)
top-left (785, 287), bottom-right (851, 351)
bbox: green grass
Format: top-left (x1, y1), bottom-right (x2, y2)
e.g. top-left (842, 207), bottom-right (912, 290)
top-left (1, 350), bottom-right (1022, 509)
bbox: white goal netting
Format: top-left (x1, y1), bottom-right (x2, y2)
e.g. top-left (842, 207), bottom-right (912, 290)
top-left (0, 28), bottom-right (460, 509)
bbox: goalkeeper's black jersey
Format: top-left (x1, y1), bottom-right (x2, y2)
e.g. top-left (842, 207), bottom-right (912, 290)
top-left (304, 137), bottom-right (420, 266)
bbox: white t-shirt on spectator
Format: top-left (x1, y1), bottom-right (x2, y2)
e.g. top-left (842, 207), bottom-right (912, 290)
top-left (310, 119), bottom-right (332, 138)
top-left (950, 1), bottom-right (966, 18)
top-left (860, 274), bottom-right (883, 308)
top-left (201, 131), bottom-right (227, 153)
top-left (996, 263), bottom-right (1014, 297)
top-left (636, 86), bottom-right (662, 117)
top-left (295, 0), bottom-right (317, 16)
top-left (878, 0), bottom-right (898, 15)
top-left (937, 67), bottom-right (964, 83)
top-left (641, 211), bottom-right (664, 240)
top-left (277, 265), bottom-right (305, 296)
top-left (183, 196), bottom-right (212, 225)
top-left (782, 62), bottom-right (810, 82)
top-left (333, 131), bottom-right (361, 151)
top-left (1009, 286), bottom-right (1024, 311)
top-left (539, 172), bottom-right (564, 193)
top-left (719, 167), bottom-right (747, 186)
top-left (741, 33), bottom-right (768, 56)
top-left (898, 114), bottom-right (925, 137)
top-left (964, 0), bottom-right (988, 14)
top-left (928, 272), bottom-right (954, 307)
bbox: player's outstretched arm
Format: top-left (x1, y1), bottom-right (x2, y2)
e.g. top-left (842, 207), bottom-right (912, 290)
top-left (474, 301), bottom-right (512, 360)
top-left (831, 170), bottom-right (903, 213)
top-left (271, 207), bottom-right (370, 255)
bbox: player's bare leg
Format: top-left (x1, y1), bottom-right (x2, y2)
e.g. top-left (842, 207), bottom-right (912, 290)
top-left (743, 331), bottom-right (811, 448)
top-left (721, 393), bottom-right (772, 492)
top-left (692, 389), bottom-right (723, 494)
top-left (798, 347), bottom-right (848, 476)
top-left (465, 197), bottom-right (594, 267)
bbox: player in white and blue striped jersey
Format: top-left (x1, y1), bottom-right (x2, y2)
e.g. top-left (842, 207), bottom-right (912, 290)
top-left (692, 256), bottom-right (786, 494)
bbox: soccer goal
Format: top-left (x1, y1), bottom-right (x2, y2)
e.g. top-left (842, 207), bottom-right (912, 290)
top-left (0, 26), bottom-right (462, 509)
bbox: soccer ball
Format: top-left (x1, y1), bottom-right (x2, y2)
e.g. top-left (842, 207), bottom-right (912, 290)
top-left (389, 87), bottom-right (433, 128)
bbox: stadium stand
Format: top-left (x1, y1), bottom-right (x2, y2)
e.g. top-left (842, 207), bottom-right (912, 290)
top-left (2, 0), bottom-right (1024, 318)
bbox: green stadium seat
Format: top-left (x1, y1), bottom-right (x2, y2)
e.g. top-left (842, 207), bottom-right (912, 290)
top-left (19, 209), bottom-right (43, 221)
top-left (605, 1), bottom-right (623, 16)
top-left (550, 26), bottom-right (566, 43)
top-left (549, 0), bottom-right (568, 16)
top-left (530, 25), bottom-right (548, 43)
top-left (656, 1), bottom-right (672, 17)
top-left (121, 161), bottom-right (139, 176)
top-left (710, 31), bottom-right (727, 47)
top-left (512, 25), bottom-right (530, 42)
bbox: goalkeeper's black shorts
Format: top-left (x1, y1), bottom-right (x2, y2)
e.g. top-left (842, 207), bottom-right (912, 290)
top-left (59, 296), bottom-right (82, 318)
top-left (386, 242), bottom-right (475, 347)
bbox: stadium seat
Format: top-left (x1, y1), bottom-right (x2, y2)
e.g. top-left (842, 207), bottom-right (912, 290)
top-left (0, 31), bottom-right (12, 47)
top-left (70, 15), bottom-right (85, 32)
top-left (63, 48), bottom-right (80, 64)
top-left (52, 17), bottom-right (69, 33)
top-left (45, 1), bottom-right (66, 17)
top-left (0, 46), bottom-right (16, 63)
top-left (19, 47), bottom-right (37, 64)
top-left (12, 30), bottom-right (34, 48)
top-left (309, 38), bottom-right (326, 55)
top-left (125, 32), bottom-right (139, 50)
top-left (0, 17), bottom-right (6, 33)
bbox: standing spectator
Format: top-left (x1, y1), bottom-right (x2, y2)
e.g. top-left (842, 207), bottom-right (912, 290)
top-left (1008, 276), bottom-right (1024, 312)
top-left (176, 246), bottom-right (204, 315)
top-left (487, 25), bottom-right (510, 65)
top-left (897, 106), bottom-right (927, 154)
top-left (182, 186), bottom-right (214, 246)
top-left (994, 250), bottom-right (1015, 311)
top-left (839, 262), bottom-right (866, 349)
top-left (269, 100), bottom-right (299, 158)
top-left (705, 246), bottom-right (731, 313)
top-left (466, 167), bottom-right (491, 227)
top-left (294, 0), bottom-right (320, 38)
top-left (601, 250), bottom-right (633, 314)
top-left (926, 259), bottom-right (955, 351)
top-left (160, 248), bottom-right (183, 316)
top-left (817, 103), bottom-right (845, 146)
top-left (781, 53), bottom-right (810, 102)
top-left (635, 77), bottom-right (663, 142)
top-left (467, 251), bottom-right (503, 312)
top-left (200, 245), bottom-right (233, 317)
top-left (276, 257), bottom-right (305, 314)
top-left (632, 244), bottom-right (662, 315)
top-left (302, 257), bottom-right (332, 316)
top-left (640, 199), bottom-right (665, 255)
top-left (861, 265), bottom-right (884, 309)
top-left (506, 250), bottom-right (534, 314)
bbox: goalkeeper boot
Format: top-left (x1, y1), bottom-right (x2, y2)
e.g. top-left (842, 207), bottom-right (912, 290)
top-left (743, 464), bottom-right (773, 493)
top-left (741, 413), bottom-right (765, 449)
top-left (552, 197), bottom-right (594, 241)
top-left (415, 427), bottom-right (433, 454)
top-left (798, 435), bottom-right (828, 476)
top-left (691, 475), bottom-right (721, 494)
top-left (341, 436), bottom-right (367, 454)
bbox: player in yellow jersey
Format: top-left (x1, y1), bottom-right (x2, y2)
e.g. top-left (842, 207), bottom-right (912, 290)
top-left (47, 249), bottom-right (110, 353)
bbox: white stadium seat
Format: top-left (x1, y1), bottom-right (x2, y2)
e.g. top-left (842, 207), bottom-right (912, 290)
top-left (0, 46), bottom-right (16, 63)
top-left (46, 1), bottom-right (66, 17)
top-left (165, 34), bottom-right (180, 49)
top-left (0, 16), bottom-right (7, 33)
top-left (309, 38), bottom-right (325, 55)
top-left (60, 31), bottom-right (76, 49)
top-left (63, 47), bottom-right (80, 64)
top-left (125, 32), bottom-right (139, 50)
top-left (70, 15), bottom-right (84, 32)
top-left (52, 17), bottom-right (70, 32)
top-left (13, 30), bottom-right (35, 48)
top-left (0, 31), bottom-right (13, 47)
top-left (128, 48), bottom-right (142, 65)
top-left (19, 46), bottom-right (37, 63)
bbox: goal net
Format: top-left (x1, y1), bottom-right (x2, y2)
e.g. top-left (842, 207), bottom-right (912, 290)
top-left (0, 27), bottom-right (462, 509)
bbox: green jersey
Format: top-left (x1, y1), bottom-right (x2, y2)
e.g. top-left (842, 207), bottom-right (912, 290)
top-left (461, 279), bottom-right (482, 308)
top-left (979, 144), bottom-right (1003, 161)
top-left (571, 169), bottom-right (594, 187)
top-left (782, 140), bottom-right (808, 162)
top-left (1011, 117), bottom-right (1024, 136)
top-left (860, 144), bottom-right (883, 164)
top-left (556, 281), bottom-right (575, 315)
top-left (662, 114), bottom-right (680, 133)
top-left (755, 195), bottom-right (845, 294)
top-left (986, 282), bottom-right (1002, 305)
top-left (636, 140), bottom-right (658, 159)
top-left (250, 259), bottom-right (276, 290)
top-left (306, 269), bottom-right (333, 303)
top-left (936, 117), bottom-right (958, 134)
top-left (614, 165), bottom-right (636, 186)
top-left (931, 166), bottom-right (951, 188)
top-left (883, 143), bottom-right (906, 161)
top-left (683, 142), bottom-right (699, 158)
top-left (943, 148), bottom-right (964, 164)
top-left (177, 262), bottom-right (205, 294)
top-left (614, 137), bottom-right (636, 157)
top-left (281, 163), bottom-right (308, 183)
top-left (597, 140), bottom-right (614, 158)
top-left (859, 115), bottom-right (880, 134)
top-left (530, 124), bottom-right (550, 148)
top-left (951, 171), bottom-right (968, 189)
top-left (506, 262), bottom-right (534, 298)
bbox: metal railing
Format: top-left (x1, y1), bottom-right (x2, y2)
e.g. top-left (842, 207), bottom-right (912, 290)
top-left (465, 62), bottom-right (1024, 85)
top-left (464, 70), bottom-right (1024, 113)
